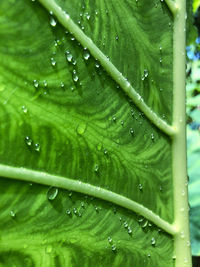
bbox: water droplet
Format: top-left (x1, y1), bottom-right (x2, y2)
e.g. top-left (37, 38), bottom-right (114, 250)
top-left (66, 209), bottom-right (71, 215)
top-left (66, 51), bottom-right (73, 62)
top-left (137, 216), bottom-right (144, 223)
top-left (43, 80), bottom-right (48, 87)
top-left (151, 133), bottom-right (155, 141)
top-left (124, 221), bottom-right (128, 228)
top-left (130, 128), bottom-right (134, 135)
top-left (108, 237), bottom-right (112, 244)
top-left (34, 143), bottom-right (40, 152)
top-left (115, 36), bottom-right (119, 40)
top-left (187, 240), bottom-right (191, 247)
top-left (22, 105), bottom-right (28, 113)
top-left (112, 115), bottom-right (116, 122)
top-left (172, 255), bottom-right (176, 260)
top-left (95, 61), bottom-right (100, 68)
top-left (72, 70), bottom-right (79, 82)
top-left (121, 120), bottom-right (124, 126)
top-left (33, 79), bottom-right (39, 88)
top-left (144, 69), bottom-right (148, 78)
top-left (50, 16), bottom-right (57, 27)
top-left (60, 82), bottom-right (65, 88)
top-left (141, 219), bottom-right (148, 228)
top-left (83, 49), bottom-right (90, 60)
top-left (81, 202), bottom-right (85, 208)
top-left (47, 187), bottom-right (58, 200)
top-left (111, 244), bottom-right (116, 252)
top-left (128, 226), bottom-right (132, 235)
top-left (77, 122), bottom-right (87, 135)
top-left (10, 210), bottom-right (16, 218)
top-left (68, 191), bottom-right (73, 197)
top-left (94, 164), bottom-right (99, 172)
top-left (73, 208), bottom-right (78, 215)
top-left (95, 206), bottom-right (99, 213)
top-left (104, 149), bottom-right (108, 155)
top-left (151, 237), bottom-right (156, 246)
top-left (51, 57), bottom-right (56, 66)
top-left (138, 184), bottom-right (143, 190)
top-left (25, 136), bottom-right (32, 146)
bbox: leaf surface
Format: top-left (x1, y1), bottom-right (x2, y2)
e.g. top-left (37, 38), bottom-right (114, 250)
top-left (0, 0), bottom-right (176, 266)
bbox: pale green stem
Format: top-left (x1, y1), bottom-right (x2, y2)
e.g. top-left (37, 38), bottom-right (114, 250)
top-left (0, 164), bottom-right (177, 235)
top-left (39, 0), bottom-right (176, 137)
top-left (172, 0), bottom-right (192, 266)
top-left (164, 0), bottom-right (179, 15)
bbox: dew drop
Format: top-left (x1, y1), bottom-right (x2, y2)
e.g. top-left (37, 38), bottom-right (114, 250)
top-left (43, 80), bottom-right (48, 87)
top-left (94, 164), bottom-right (99, 172)
top-left (95, 61), bottom-right (100, 68)
top-left (144, 69), bottom-right (149, 78)
top-left (128, 226), bottom-right (132, 235)
top-left (73, 208), bottom-right (78, 215)
top-left (47, 187), bottom-right (58, 200)
top-left (10, 210), bottom-right (16, 218)
top-left (25, 136), bottom-right (32, 146)
top-left (72, 70), bottom-right (79, 82)
top-left (66, 209), bottom-right (71, 215)
top-left (124, 221), bottom-right (128, 228)
top-left (111, 244), bottom-right (116, 252)
top-left (130, 128), bottom-right (134, 135)
top-left (34, 143), bottom-right (41, 152)
top-left (77, 122), bottom-right (87, 135)
top-left (51, 57), bottom-right (56, 66)
top-left (50, 16), bottom-right (57, 27)
top-left (108, 237), bottom-right (112, 244)
top-left (33, 79), bottom-right (39, 88)
top-left (138, 184), bottom-right (143, 190)
top-left (141, 219), bottom-right (148, 228)
top-left (151, 133), bottom-right (155, 141)
top-left (151, 237), bottom-right (156, 246)
top-left (22, 105), bottom-right (28, 113)
top-left (66, 51), bottom-right (73, 62)
top-left (112, 115), bottom-right (116, 122)
top-left (172, 255), bottom-right (176, 260)
top-left (60, 82), bottom-right (65, 88)
top-left (104, 149), bottom-right (108, 155)
top-left (83, 49), bottom-right (90, 60)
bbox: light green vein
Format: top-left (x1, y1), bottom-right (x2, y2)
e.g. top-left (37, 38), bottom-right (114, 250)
top-left (38, 0), bottom-right (176, 137)
top-left (0, 164), bottom-right (177, 235)
top-left (164, 0), bottom-right (179, 15)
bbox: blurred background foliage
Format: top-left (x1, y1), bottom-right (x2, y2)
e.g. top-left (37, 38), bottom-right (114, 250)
top-left (187, 0), bottom-right (200, 266)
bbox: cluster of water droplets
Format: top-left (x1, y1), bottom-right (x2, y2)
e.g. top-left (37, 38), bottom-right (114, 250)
top-left (25, 136), bottom-right (41, 152)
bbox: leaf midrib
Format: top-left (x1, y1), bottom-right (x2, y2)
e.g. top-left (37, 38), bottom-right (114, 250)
top-left (0, 164), bottom-right (177, 235)
top-left (38, 0), bottom-right (176, 137)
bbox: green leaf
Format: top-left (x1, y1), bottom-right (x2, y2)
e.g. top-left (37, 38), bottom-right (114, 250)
top-left (188, 127), bottom-right (200, 256)
top-left (193, 0), bottom-right (200, 12)
top-left (0, 0), bottom-right (191, 266)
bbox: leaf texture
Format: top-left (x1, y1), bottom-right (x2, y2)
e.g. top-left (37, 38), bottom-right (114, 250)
top-left (0, 0), bottom-right (176, 266)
